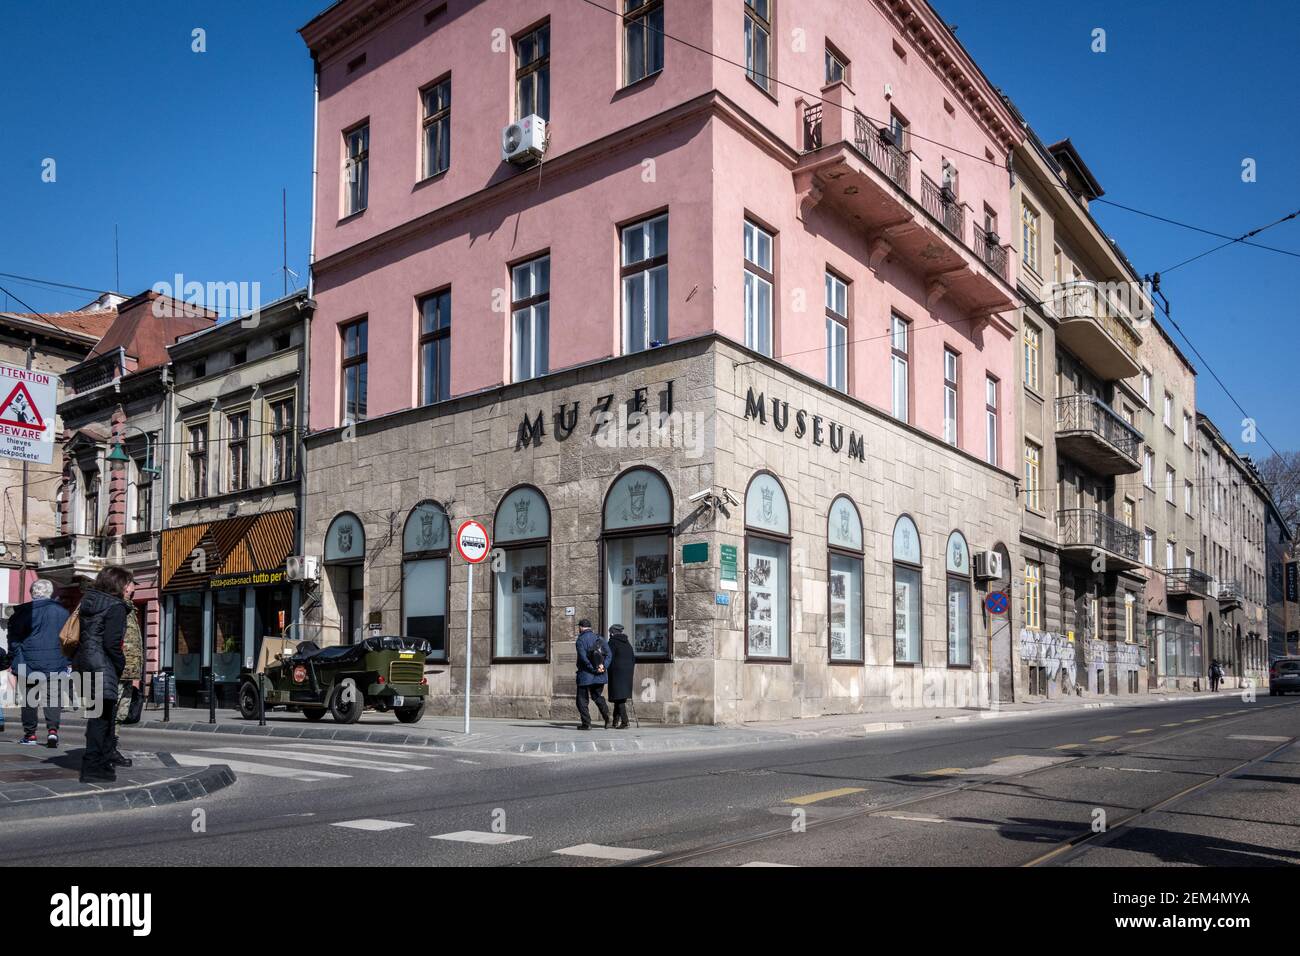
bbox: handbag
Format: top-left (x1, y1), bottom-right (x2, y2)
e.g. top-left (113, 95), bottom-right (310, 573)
top-left (58, 608), bottom-right (81, 660)
top-left (123, 684), bottom-right (144, 725)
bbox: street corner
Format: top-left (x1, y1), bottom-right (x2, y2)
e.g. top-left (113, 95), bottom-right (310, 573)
top-left (0, 743), bottom-right (235, 821)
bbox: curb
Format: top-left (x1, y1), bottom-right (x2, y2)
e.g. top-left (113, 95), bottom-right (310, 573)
top-left (0, 762), bottom-right (236, 822)
top-left (51, 718), bottom-right (454, 749)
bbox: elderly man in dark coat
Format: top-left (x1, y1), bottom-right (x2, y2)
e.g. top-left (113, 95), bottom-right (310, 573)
top-left (605, 624), bottom-right (635, 729)
top-left (8, 578), bottom-right (70, 747)
top-left (574, 619), bottom-right (613, 730)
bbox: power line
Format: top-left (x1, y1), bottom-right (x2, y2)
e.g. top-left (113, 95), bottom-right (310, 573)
top-left (1094, 200), bottom-right (1300, 262)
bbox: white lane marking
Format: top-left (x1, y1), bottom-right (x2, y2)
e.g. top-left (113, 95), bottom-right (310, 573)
top-left (1097, 766), bottom-right (1162, 774)
top-left (956, 755), bottom-right (1072, 775)
top-left (741, 862), bottom-right (797, 867)
top-left (197, 747), bottom-right (428, 773)
top-left (431, 831), bottom-right (531, 845)
top-left (884, 813), bottom-right (949, 824)
top-left (268, 743), bottom-right (433, 759)
top-left (1228, 735), bottom-right (1291, 743)
top-left (171, 754), bottom-right (348, 781)
top-left (332, 819), bottom-right (413, 831)
top-left (553, 843), bottom-right (661, 861)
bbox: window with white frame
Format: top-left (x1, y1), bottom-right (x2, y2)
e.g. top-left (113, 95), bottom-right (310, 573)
top-left (1021, 201), bottom-right (1040, 274)
top-left (1184, 480), bottom-right (1193, 514)
top-left (623, 0), bottom-right (664, 86)
top-left (743, 0), bottom-right (772, 91)
top-left (1140, 370), bottom-right (1151, 404)
top-left (824, 44), bottom-right (847, 85)
top-left (187, 423), bottom-right (208, 499)
top-left (1163, 391), bottom-right (1173, 429)
top-left (891, 314), bottom-right (909, 421)
top-left (421, 77), bottom-right (451, 179)
top-left (227, 410), bottom-right (249, 492)
top-left (942, 348), bottom-right (959, 446)
top-left (515, 22), bottom-right (550, 120)
top-left (1183, 410), bottom-right (1192, 446)
top-left (343, 123), bottom-right (369, 216)
top-left (985, 376), bottom-right (998, 466)
top-left (1023, 321), bottom-right (1041, 392)
top-left (1165, 465), bottom-right (1176, 504)
top-left (743, 220), bottom-right (773, 356)
top-left (825, 271), bottom-right (847, 392)
top-left (621, 214), bottom-right (668, 354)
top-left (1024, 560), bottom-right (1042, 631)
top-left (1143, 528), bottom-right (1154, 566)
top-left (1166, 540), bottom-right (1175, 571)
top-left (1024, 440), bottom-right (1041, 511)
top-left (511, 255), bottom-right (550, 381)
top-left (1143, 447), bottom-right (1154, 488)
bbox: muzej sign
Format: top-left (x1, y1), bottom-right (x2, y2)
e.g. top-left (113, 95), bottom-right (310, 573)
top-left (0, 363), bottom-right (58, 464)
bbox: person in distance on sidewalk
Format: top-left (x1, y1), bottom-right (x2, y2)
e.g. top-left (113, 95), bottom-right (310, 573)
top-left (574, 619), bottom-right (613, 730)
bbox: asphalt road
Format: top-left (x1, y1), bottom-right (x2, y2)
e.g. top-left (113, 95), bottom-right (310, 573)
top-left (1, 693), bottom-right (1295, 867)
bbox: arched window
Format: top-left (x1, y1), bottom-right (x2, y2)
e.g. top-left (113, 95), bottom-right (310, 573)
top-left (492, 486), bottom-right (550, 661)
top-left (827, 495), bottom-right (864, 663)
top-left (892, 515), bottom-right (922, 664)
top-left (324, 512), bottom-right (366, 644)
top-left (602, 468), bottom-right (673, 660)
top-left (745, 471), bottom-right (791, 660)
top-left (402, 501), bottom-right (450, 660)
top-left (946, 530), bottom-right (972, 666)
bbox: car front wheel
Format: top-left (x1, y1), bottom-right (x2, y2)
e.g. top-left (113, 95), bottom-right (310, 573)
top-left (237, 681), bottom-right (260, 721)
top-left (330, 679), bottom-right (364, 724)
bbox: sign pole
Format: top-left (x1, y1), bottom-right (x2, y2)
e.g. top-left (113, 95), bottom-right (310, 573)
top-left (464, 561), bottom-right (473, 735)
top-left (18, 337), bottom-right (33, 602)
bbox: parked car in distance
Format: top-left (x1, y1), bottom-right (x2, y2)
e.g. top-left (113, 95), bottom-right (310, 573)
top-left (1269, 658), bottom-right (1300, 696)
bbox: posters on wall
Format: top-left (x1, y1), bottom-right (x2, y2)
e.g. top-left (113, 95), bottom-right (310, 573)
top-left (748, 554), bottom-right (776, 656)
top-left (829, 567), bottom-right (849, 659)
top-left (504, 548), bottom-right (548, 657)
top-left (608, 535), bottom-right (669, 656)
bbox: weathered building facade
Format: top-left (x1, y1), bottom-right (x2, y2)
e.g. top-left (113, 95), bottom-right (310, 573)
top-left (299, 0), bottom-right (1026, 723)
top-left (159, 292), bottom-right (312, 707)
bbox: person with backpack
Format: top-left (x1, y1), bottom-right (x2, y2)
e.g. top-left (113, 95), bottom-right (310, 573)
top-left (7, 578), bottom-right (70, 747)
top-left (71, 566), bottom-right (135, 783)
top-left (1209, 658), bottom-right (1225, 693)
top-left (605, 624), bottom-right (635, 730)
top-left (574, 618), bottom-right (612, 730)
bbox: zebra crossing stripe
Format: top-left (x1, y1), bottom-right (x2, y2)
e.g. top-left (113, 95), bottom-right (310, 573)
top-left (431, 831), bottom-right (532, 845)
top-left (171, 754), bottom-right (349, 781)
top-left (332, 819), bottom-right (413, 831)
top-left (553, 843), bottom-right (660, 861)
top-left (196, 747), bottom-right (428, 773)
top-left (268, 743), bottom-right (434, 759)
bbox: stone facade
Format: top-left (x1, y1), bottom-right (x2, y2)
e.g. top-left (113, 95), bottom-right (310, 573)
top-left (302, 334), bottom-right (1021, 724)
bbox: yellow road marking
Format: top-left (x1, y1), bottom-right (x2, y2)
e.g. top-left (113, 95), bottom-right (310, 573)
top-left (1184, 718), bottom-right (1203, 723)
top-left (1053, 743), bottom-right (1083, 750)
top-left (1129, 728), bottom-right (1153, 734)
top-left (1162, 722), bottom-right (1182, 727)
top-left (922, 768), bottom-right (963, 777)
top-left (1090, 735), bottom-right (1120, 742)
top-left (783, 787), bottom-right (866, 805)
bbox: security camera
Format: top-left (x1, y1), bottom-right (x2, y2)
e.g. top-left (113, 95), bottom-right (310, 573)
top-left (722, 489), bottom-right (739, 507)
top-left (688, 489), bottom-right (714, 504)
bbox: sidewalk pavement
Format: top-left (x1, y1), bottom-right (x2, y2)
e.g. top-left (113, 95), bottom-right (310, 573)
top-left (8, 687), bottom-right (1239, 758)
top-left (0, 739), bottom-right (234, 821)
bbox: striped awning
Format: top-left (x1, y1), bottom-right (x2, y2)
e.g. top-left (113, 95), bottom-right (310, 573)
top-left (161, 509), bottom-right (296, 592)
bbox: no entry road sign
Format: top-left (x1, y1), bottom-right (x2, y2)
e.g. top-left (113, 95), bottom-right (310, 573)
top-left (985, 591), bottom-right (1009, 616)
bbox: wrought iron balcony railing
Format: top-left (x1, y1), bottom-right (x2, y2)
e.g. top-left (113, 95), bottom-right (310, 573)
top-left (1217, 580), bottom-right (1244, 605)
top-left (920, 173), bottom-right (964, 237)
top-left (803, 102), bottom-right (823, 151)
top-left (851, 110), bottom-right (909, 191)
top-left (1165, 566), bottom-right (1214, 598)
top-left (1055, 394), bottom-right (1142, 460)
top-left (1057, 508), bottom-right (1140, 563)
top-left (973, 228), bottom-right (1009, 281)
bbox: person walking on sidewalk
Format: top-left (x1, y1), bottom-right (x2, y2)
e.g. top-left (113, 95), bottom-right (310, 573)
top-left (605, 624), bottom-right (635, 730)
top-left (574, 619), bottom-right (612, 730)
top-left (72, 566), bottom-right (135, 784)
top-left (8, 579), bottom-right (70, 748)
top-left (109, 601), bottom-right (143, 766)
top-left (1209, 658), bottom-right (1224, 693)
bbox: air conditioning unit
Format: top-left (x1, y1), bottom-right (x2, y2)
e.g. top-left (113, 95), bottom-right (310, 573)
top-left (286, 555), bottom-right (319, 583)
top-left (973, 550), bottom-right (1004, 581)
top-left (502, 114), bottom-right (547, 165)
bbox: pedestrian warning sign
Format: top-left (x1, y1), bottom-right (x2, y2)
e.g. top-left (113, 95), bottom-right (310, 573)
top-left (0, 364), bottom-right (58, 464)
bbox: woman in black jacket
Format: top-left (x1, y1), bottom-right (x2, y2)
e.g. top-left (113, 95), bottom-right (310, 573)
top-left (605, 624), bottom-right (636, 730)
top-left (73, 566), bottom-right (135, 783)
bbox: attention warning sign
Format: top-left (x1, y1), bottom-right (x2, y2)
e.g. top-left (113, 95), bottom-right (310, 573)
top-left (0, 364), bottom-right (58, 464)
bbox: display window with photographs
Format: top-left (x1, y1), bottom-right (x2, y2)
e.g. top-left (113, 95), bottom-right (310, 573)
top-left (946, 530), bottom-right (972, 666)
top-left (492, 486), bottom-right (551, 660)
top-left (828, 494), bottom-right (864, 663)
top-left (603, 468), bottom-right (673, 659)
top-left (745, 471), bottom-right (791, 660)
top-left (893, 514), bottom-right (923, 664)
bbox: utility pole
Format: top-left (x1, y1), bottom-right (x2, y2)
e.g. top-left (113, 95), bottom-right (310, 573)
top-left (18, 335), bottom-right (35, 601)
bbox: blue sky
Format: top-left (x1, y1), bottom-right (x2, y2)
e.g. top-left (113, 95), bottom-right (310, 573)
top-left (2, 0), bottom-right (1296, 453)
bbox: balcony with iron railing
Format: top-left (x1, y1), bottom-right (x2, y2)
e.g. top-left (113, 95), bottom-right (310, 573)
top-left (1055, 394), bottom-right (1143, 475)
top-left (1217, 579), bottom-right (1244, 609)
top-left (1165, 566), bottom-right (1214, 599)
top-left (794, 87), bottom-right (1018, 325)
top-left (1052, 280), bottom-right (1143, 380)
top-left (1057, 508), bottom-right (1141, 570)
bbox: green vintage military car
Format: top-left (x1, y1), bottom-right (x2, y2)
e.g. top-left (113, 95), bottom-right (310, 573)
top-left (238, 635), bottom-right (433, 724)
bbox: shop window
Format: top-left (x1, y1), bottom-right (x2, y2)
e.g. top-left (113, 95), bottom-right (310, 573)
top-left (174, 592), bottom-right (204, 682)
top-left (213, 589), bottom-right (244, 684)
top-left (403, 501), bottom-right (450, 660)
top-left (946, 531), bottom-right (972, 666)
top-left (493, 486), bottom-right (550, 660)
top-left (745, 471), bottom-right (790, 660)
top-left (827, 495), bottom-right (863, 663)
top-left (603, 468), bottom-right (673, 659)
top-left (893, 515), bottom-right (922, 663)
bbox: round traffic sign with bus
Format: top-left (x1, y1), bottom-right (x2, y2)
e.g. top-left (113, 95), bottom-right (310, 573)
top-left (455, 520), bottom-right (491, 563)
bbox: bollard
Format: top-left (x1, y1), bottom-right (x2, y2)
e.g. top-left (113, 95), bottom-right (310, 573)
top-left (163, 669), bottom-right (172, 722)
top-left (208, 669), bottom-right (216, 724)
top-left (257, 674), bottom-right (266, 727)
